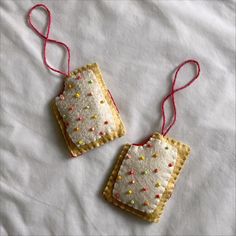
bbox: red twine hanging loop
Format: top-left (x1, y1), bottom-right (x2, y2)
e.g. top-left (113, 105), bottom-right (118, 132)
top-left (27, 4), bottom-right (71, 77)
top-left (161, 59), bottom-right (201, 136)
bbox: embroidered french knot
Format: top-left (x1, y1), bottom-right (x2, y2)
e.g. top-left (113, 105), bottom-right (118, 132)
top-left (103, 133), bottom-right (190, 222)
top-left (52, 63), bottom-right (125, 157)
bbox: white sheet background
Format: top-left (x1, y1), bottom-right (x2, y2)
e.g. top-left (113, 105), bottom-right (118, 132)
top-left (0, 0), bottom-right (235, 235)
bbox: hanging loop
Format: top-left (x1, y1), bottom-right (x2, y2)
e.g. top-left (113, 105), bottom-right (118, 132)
top-left (27, 4), bottom-right (71, 77)
top-left (161, 59), bottom-right (201, 136)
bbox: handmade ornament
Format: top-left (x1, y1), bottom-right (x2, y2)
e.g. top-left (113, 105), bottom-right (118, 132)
top-left (103, 60), bottom-right (201, 222)
top-left (27, 4), bottom-right (125, 157)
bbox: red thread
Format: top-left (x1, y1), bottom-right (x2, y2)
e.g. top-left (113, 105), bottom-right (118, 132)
top-left (108, 90), bottom-right (120, 112)
top-left (27, 4), bottom-right (71, 77)
top-left (161, 59), bottom-right (200, 136)
top-left (132, 136), bottom-right (151, 146)
top-left (133, 59), bottom-right (200, 146)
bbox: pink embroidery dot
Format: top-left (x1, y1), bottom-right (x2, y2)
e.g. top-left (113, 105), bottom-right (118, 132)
top-left (129, 169), bottom-right (135, 175)
top-left (142, 187), bottom-right (148, 192)
top-left (77, 74), bottom-right (82, 80)
top-left (147, 143), bottom-right (153, 148)
top-left (154, 168), bottom-right (158, 173)
top-left (104, 121), bottom-right (109, 125)
top-left (99, 131), bottom-right (105, 136)
top-left (69, 105), bottom-right (76, 112)
top-left (59, 94), bottom-right (64, 100)
top-left (168, 163), bottom-right (173, 167)
top-left (156, 194), bottom-right (160, 199)
top-left (87, 92), bottom-right (93, 96)
top-left (77, 116), bottom-right (83, 121)
top-left (114, 193), bottom-right (120, 199)
top-left (126, 154), bottom-right (132, 159)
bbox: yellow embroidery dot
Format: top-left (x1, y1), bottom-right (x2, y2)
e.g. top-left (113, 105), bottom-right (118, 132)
top-left (68, 83), bottom-right (74, 89)
top-left (142, 170), bottom-right (148, 175)
top-left (139, 155), bottom-right (145, 161)
top-left (127, 190), bottom-right (132, 195)
top-left (143, 201), bottom-right (149, 206)
top-left (100, 100), bottom-right (105, 104)
top-left (74, 127), bottom-right (80, 132)
top-left (117, 175), bottom-right (122, 180)
top-left (84, 105), bottom-right (90, 109)
top-left (152, 153), bottom-right (159, 158)
top-left (88, 80), bottom-right (93, 84)
top-left (89, 127), bottom-right (95, 132)
top-left (91, 114), bottom-right (98, 119)
top-left (77, 140), bottom-right (85, 145)
top-left (130, 200), bottom-right (135, 205)
top-left (155, 181), bottom-right (161, 187)
top-left (75, 92), bottom-right (80, 98)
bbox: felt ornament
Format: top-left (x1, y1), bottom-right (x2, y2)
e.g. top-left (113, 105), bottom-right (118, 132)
top-left (27, 4), bottom-right (125, 157)
top-left (103, 60), bottom-right (201, 222)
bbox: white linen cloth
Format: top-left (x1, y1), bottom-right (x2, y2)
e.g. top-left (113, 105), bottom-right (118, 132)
top-left (0, 0), bottom-right (235, 235)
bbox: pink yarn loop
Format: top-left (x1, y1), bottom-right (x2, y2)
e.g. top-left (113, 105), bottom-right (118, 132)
top-left (161, 59), bottom-right (201, 136)
top-left (27, 4), bottom-right (71, 77)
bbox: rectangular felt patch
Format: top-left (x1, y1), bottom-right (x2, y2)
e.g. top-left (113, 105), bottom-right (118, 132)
top-left (52, 63), bottom-right (125, 157)
top-left (103, 132), bottom-right (190, 222)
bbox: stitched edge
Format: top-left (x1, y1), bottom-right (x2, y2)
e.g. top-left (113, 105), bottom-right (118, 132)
top-left (52, 63), bottom-right (126, 157)
top-left (102, 132), bottom-right (190, 222)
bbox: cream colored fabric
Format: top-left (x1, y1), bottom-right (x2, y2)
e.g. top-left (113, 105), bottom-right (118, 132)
top-left (113, 138), bottom-right (177, 213)
top-left (55, 69), bottom-right (116, 146)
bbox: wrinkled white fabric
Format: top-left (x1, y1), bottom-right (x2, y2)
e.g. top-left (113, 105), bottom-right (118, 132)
top-left (0, 0), bottom-right (235, 235)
